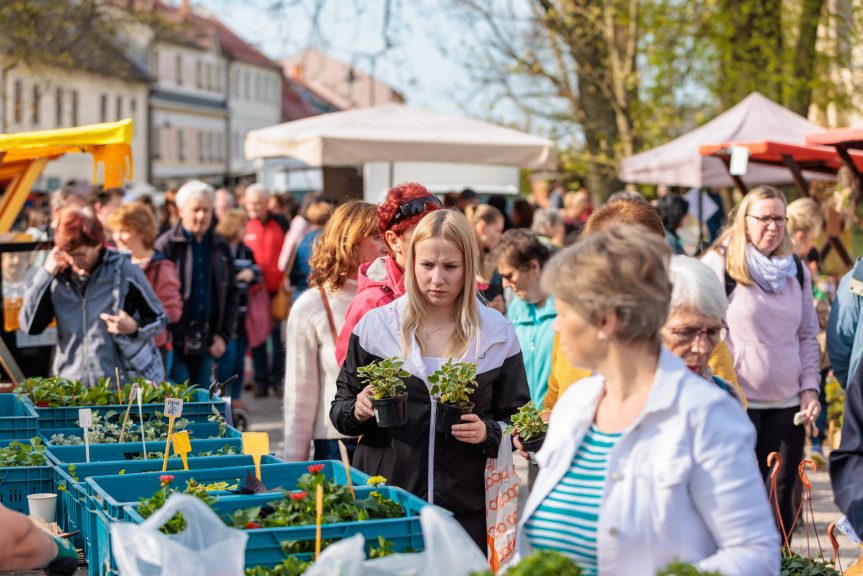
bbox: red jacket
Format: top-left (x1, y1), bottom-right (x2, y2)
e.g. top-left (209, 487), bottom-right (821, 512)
top-left (143, 254), bottom-right (183, 349)
top-left (336, 255), bottom-right (404, 366)
top-left (244, 214), bottom-right (287, 294)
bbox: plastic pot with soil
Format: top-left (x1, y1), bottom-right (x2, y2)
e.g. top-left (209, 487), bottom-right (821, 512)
top-left (429, 360), bottom-right (478, 435)
top-left (358, 357), bottom-right (411, 429)
top-left (371, 393), bottom-right (409, 428)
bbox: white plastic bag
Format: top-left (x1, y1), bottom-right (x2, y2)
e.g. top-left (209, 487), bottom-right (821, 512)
top-left (304, 534), bottom-right (366, 576)
top-left (110, 494), bottom-right (248, 576)
top-left (485, 425), bottom-right (521, 571)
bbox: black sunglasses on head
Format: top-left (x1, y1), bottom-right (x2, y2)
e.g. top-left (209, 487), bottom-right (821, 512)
top-left (389, 196), bottom-right (443, 227)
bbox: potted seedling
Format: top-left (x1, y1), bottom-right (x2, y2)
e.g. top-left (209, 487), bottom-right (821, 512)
top-left (358, 357), bottom-right (410, 428)
top-left (505, 402), bottom-right (549, 464)
top-left (428, 360), bottom-right (477, 434)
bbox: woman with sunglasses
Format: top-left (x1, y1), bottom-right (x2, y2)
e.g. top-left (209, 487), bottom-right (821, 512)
top-left (662, 256), bottom-right (744, 405)
top-left (335, 182), bottom-right (443, 366)
top-left (702, 185), bottom-right (820, 542)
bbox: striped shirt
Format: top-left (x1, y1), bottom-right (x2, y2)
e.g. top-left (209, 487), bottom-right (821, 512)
top-left (523, 424), bottom-right (622, 576)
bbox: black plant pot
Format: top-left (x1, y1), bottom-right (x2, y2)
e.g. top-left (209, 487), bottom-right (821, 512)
top-left (521, 433), bottom-right (546, 464)
top-left (372, 394), bottom-right (408, 428)
top-left (435, 401), bottom-right (474, 434)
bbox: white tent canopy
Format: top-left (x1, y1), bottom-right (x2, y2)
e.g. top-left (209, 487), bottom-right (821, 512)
top-left (618, 92), bottom-right (825, 188)
top-left (244, 103), bottom-right (557, 170)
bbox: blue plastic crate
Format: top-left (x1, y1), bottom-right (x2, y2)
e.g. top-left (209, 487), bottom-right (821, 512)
top-left (39, 421), bottom-right (241, 446)
top-left (0, 440), bottom-right (53, 513)
top-left (53, 454), bottom-right (284, 551)
top-left (86, 461), bottom-right (371, 523)
top-left (0, 394), bottom-right (39, 440)
top-left (45, 437), bottom-right (245, 465)
top-left (122, 486), bottom-right (428, 569)
top-left (32, 389), bottom-right (227, 429)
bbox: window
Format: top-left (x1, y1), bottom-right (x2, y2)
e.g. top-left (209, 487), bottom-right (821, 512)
top-left (216, 64), bottom-right (223, 93)
top-left (151, 48), bottom-right (159, 80)
top-left (243, 71), bottom-right (250, 100)
top-left (177, 128), bottom-right (185, 162)
top-left (197, 131), bottom-right (204, 162)
top-left (233, 130), bottom-right (240, 159)
top-left (71, 90), bottom-right (79, 125)
top-left (31, 85), bottom-right (40, 126)
top-left (232, 69), bottom-right (239, 98)
top-left (215, 133), bottom-right (223, 162)
top-left (205, 63), bottom-right (212, 91)
top-left (100, 94), bottom-right (108, 122)
top-left (13, 80), bottom-right (22, 124)
top-left (175, 54), bottom-right (183, 86)
top-left (196, 60), bottom-right (202, 89)
top-left (129, 98), bottom-right (136, 121)
top-left (152, 126), bottom-right (161, 160)
top-left (116, 95), bottom-right (123, 121)
top-left (55, 88), bottom-right (63, 127)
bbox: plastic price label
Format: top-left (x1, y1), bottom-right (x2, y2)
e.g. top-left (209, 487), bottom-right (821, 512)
top-left (171, 430), bottom-right (192, 470)
top-left (164, 398), bottom-right (183, 417)
top-left (78, 408), bottom-right (92, 429)
top-left (837, 516), bottom-right (863, 546)
top-left (242, 432), bottom-right (269, 481)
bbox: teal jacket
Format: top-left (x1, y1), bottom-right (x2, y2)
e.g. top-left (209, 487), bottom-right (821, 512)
top-left (507, 296), bottom-right (557, 407)
top-left (828, 257), bottom-right (863, 388)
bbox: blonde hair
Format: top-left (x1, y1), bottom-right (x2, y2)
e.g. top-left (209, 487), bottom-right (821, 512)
top-left (305, 199), bottom-right (334, 226)
top-left (308, 201), bottom-right (379, 291)
top-left (541, 223), bottom-right (672, 346)
top-left (215, 209), bottom-right (248, 242)
top-left (711, 186), bottom-right (793, 286)
top-left (465, 204), bottom-right (503, 226)
top-left (402, 210), bottom-right (480, 357)
top-left (786, 197), bottom-right (823, 237)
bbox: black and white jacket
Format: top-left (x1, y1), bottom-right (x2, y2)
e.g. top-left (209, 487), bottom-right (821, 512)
top-left (330, 295), bottom-right (530, 517)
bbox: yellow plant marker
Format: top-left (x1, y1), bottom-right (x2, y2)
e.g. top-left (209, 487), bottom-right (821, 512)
top-left (315, 484), bottom-right (323, 559)
top-left (161, 398), bottom-right (183, 472)
top-left (337, 440), bottom-right (355, 500)
top-left (242, 432), bottom-right (269, 481)
top-left (171, 430), bottom-right (192, 471)
top-left (115, 367), bottom-right (122, 403)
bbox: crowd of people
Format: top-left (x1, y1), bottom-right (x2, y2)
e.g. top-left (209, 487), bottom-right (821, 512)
top-left (10, 175), bottom-right (863, 575)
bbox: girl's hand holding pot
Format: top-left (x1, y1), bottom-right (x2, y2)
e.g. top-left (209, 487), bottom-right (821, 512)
top-left (451, 414), bottom-right (487, 444)
top-left (354, 385), bottom-right (375, 422)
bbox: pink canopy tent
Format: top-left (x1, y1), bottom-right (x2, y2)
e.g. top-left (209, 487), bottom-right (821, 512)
top-left (619, 92), bottom-right (825, 188)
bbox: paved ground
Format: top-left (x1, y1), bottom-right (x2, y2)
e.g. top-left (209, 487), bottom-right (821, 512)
top-left (241, 389), bottom-right (863, 568)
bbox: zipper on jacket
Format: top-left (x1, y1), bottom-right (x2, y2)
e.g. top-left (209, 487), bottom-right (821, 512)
top-left (428, 400), bottom-right (436, 505)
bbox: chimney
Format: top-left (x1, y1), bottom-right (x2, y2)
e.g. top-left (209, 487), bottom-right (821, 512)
top-left (180, 0), bottom-right (190, 17)
top-left (291, 64), bottom-right (303, 81)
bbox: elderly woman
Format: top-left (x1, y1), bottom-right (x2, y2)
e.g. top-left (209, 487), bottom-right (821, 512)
top-left (20, 207), bottom-right (167, 384)
top-left (663, 256), bottom-right (745, 405)
top-left (517, 224), bottom-right (778, 575)
top-left (702, 185), bottom-right (820, 540)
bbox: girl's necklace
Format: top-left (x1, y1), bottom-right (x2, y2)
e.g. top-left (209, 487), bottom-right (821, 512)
top-left (422, 321), bottom-right (454, 341)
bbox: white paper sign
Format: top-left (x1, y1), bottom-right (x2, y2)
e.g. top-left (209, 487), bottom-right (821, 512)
top-left (137, 391), bottom-right (147, 458)
top-left (164, 398), bottom-right (183, 418)
top-left (729, 146), bottom-right (750, 176)
top-left (78, 408), bottom-right (93, 429)
top-left (836, 515), bottom-right (863, 545)
top-left (129, 383), bottom-right (139, 402)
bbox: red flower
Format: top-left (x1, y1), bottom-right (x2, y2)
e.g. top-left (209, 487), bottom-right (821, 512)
top-left (307, 464), bottom-right (325, 475)
top-left (290, 491), bottom-right (308, 501)
top-left (36, 401), bottom-right (50, 407)
top-left (159, 474), bottom-right (175, 485)
top-left (245, 521), bottom-right (261, 529)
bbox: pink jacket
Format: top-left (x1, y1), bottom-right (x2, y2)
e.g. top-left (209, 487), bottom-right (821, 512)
top-left (701, 251), bottom-right (820, 402)
top-left (335, 255), bottom-right (404, 366)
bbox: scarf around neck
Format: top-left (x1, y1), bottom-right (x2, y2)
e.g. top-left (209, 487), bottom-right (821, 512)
top-left (746, 245), bottom-right (797, 293)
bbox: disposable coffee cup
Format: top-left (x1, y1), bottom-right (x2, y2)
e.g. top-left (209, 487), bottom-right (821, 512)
top-left (27, 493), bottom-right (57, 523)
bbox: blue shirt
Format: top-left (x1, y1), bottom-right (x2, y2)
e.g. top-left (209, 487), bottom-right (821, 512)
top-left (523, 424), bottom-right (623, 576)
top-left (183, 228), bottom-right (211, 322)
top-left (289, 229), bottom-right (321, 298)
top-left (507, 295), bottom-right (557, 407)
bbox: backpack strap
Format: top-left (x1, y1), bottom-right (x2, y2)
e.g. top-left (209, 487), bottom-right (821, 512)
top-left (724, 270), bottom-right (737, 298)
top-left (793, 255), bottom-right (804, 290)
top-left (726, 254), bottom-right (805, 298)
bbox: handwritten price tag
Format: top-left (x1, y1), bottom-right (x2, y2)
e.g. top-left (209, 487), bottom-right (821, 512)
top-left (837, 515), bottom-right (863, 546)
top-left (78, 408), bottom-right (92, 429)
top-left (164, 398), bottom-right (183, 418)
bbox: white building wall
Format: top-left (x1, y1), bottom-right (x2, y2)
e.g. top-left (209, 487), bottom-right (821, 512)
top-left (1, 64), bottom-right (149, 191)
top-left (228, 61), bottom-right (282, 177)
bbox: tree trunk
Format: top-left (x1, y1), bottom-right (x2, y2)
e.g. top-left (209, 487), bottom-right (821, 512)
top-left (786, 0), bottom-right (825, 115)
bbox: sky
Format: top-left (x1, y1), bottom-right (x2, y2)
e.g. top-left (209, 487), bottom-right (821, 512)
top-left (203, 0), bottom-right (484, 118)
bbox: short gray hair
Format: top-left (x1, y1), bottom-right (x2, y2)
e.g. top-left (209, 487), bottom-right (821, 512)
top-left (245, 182), bottom-right (269, 200)
top-left (669, 255), bottom-right (727, 319)
top-left (175, 180), bottom-right (214, 210)
top-left (531, 207), bottom-right (563, 236)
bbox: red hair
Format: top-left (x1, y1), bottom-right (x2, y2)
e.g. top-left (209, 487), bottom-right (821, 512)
top-left (377, 182), bottom-right (441, 236)
top-left (54, 207), bottom-right (105, 252)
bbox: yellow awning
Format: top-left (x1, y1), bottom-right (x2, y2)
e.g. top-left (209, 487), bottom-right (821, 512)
top-left (0, 119), bottom-right (134, 187)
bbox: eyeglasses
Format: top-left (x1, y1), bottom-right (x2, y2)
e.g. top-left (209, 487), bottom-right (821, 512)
top-left (389, 196), bottom-right (443, 228)
top-left (746, 214), bottom-right (788, 227)
top-left (666, 325), bottom-right (727, 345)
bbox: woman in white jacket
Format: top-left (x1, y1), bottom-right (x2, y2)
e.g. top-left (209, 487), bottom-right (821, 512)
top-left (282, 201), bottom-right (388, 461)
top-left (517, 224), bottom-right (778, 576)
